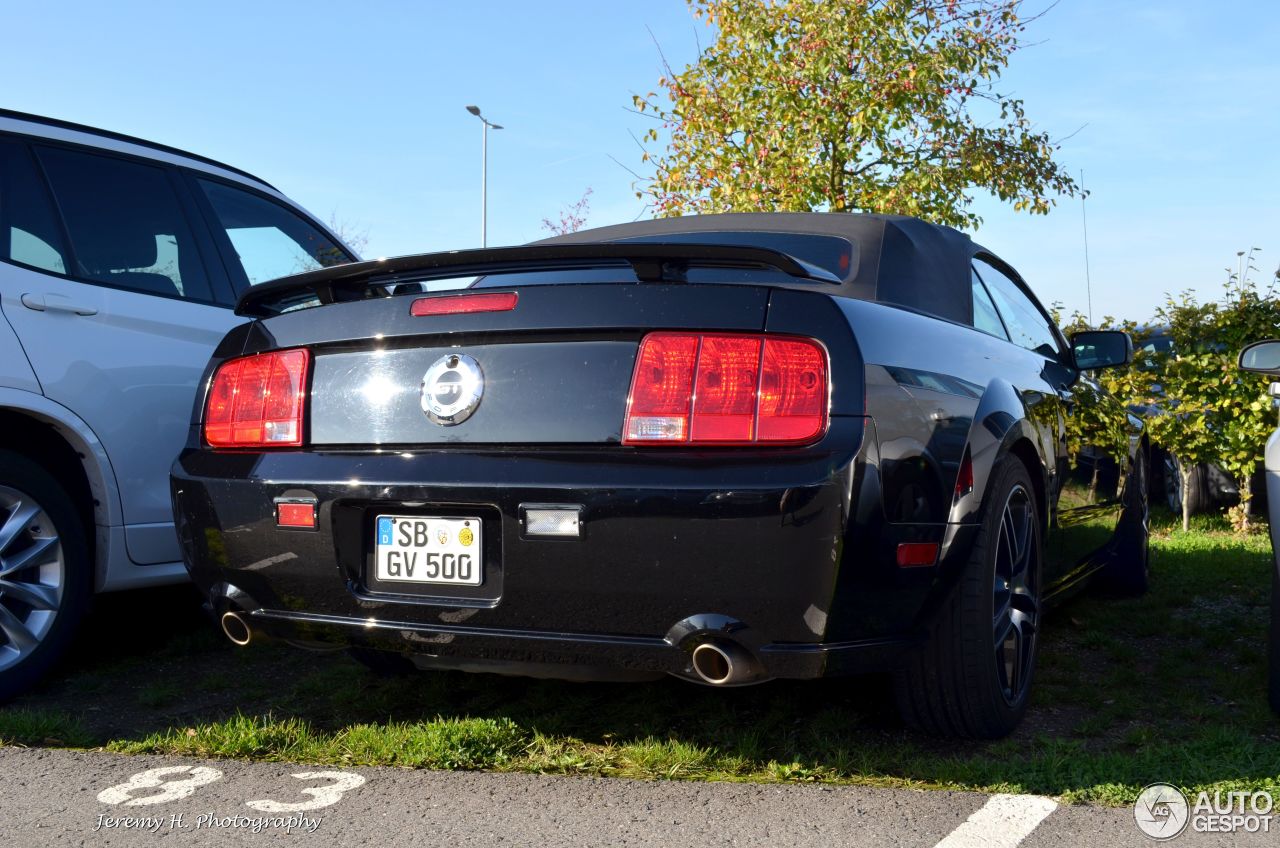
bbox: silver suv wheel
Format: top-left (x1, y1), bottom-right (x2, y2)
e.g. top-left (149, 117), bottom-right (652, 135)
top-left (0, 485), bottom-right (66, 672)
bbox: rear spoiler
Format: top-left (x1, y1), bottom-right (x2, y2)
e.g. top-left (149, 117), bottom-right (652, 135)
top-left (235, 242), bottom-right (841, 317)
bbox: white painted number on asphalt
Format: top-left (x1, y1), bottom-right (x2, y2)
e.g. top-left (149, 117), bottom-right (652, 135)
top-left (97, 767), bottom-right (367, 812)
top-left (246, 771), bottom-right (368, 813)
top-left (97, 766), bottom-right (224, 807)
top-left (932, 794), bottom-right (1059, 848)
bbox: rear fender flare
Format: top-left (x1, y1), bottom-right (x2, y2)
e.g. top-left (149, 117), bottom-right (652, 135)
top-left (0, 388), bottom-right (123, 529)
top-left (0, 388), bottom-right (126, 588)
top-left (910, 384), bottom-right (1051, 635)
top-left (949, 378), bottom-right (1052, 527)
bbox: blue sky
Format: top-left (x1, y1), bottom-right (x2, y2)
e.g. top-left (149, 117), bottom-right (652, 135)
top-left (3, 0), bottom-right (1277, 323)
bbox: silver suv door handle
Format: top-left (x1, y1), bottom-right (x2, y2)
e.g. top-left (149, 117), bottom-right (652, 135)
top-left (20, 292), bottom-right (99, 316)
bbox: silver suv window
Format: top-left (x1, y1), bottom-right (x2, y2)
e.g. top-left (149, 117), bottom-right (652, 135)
top-left (36, 146), bottom-right (214, 301)
top-left (0, 140), bottom-right (69, 275)
top-left (197, 179), bottom-right (349, 286)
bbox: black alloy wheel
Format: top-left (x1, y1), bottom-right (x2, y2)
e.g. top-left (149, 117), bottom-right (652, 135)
top-left (893, 456), bottom-right (1043, 739)
top-left (992, 483), bottom-right (1038, 706)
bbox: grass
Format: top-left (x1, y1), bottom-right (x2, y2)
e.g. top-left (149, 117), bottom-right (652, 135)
top-left (0, 708), bottom-right (93, 748)
top-left (108, 713), bottom-right (526, 770)
top-left (137, 680), bottom-right (184, 709)
top-left (4, 507), bottom-right (1279, 806)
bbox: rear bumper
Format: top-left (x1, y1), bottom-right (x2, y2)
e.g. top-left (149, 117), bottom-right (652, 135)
top-left (237, 607), bottom-right (918, 682)
top-left (171, 416), bottom-right (964, 682)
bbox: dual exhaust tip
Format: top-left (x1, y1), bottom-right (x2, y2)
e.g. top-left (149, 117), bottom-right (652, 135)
top-left (220, 610), bottom-right (254, 647)
top-left (689, 640), bottom-right (761, 686)
top-left (224, 607), bottom-right (762, 685)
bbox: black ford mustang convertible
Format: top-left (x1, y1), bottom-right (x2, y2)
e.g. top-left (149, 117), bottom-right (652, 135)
top-left (172, 213), bottom-right (1148, 738)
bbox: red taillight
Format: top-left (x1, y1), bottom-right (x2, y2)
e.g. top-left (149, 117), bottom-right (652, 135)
top-left (624, 333), bottom-right (699, 442)
top-left (623, 332), bottom-right (828, 445)
top-left (410, 292), bottom-right (518, 316)
top-left (204, 349), bottom-right (309, 448)
top-left (691, 335), bottom-right (761, 442)
top-left (758, 338), bottom-right (828, 442)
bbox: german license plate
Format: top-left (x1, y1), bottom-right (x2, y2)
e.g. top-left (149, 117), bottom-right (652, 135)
top-left (373, 515), bottom-right (482, 586)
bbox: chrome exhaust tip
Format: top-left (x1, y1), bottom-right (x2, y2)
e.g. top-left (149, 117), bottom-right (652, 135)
top-left (691, 641), bottom-right (757, 685)
top-left (220, 610), bottom-right (253, 647)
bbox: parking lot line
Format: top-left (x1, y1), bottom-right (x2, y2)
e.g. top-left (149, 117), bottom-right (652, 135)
top-left (932, 793), bottom-right (1059, 848)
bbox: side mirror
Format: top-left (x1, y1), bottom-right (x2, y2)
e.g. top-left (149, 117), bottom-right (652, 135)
top-left (1238, 340), bottom-right (1280, 374)
top-left (1070, 330), bottom-right (1133, 370)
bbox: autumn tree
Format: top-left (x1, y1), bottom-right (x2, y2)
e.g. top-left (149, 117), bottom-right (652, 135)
top-left (541, 188), bottom-right (593, 236)
top-left (1196, 260), bottom-right (1280, 531)
top-left (327, 213), bottom-right (370, 257)
top-left (1146, 291), bottom-right (1236, 532)
top-left (634, 0), bottom-right (1080, 226)
top-left (1148, 258), bottom-right (1280, 532)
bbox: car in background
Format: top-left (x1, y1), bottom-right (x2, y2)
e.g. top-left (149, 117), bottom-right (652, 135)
top-left (1137, 327), bottom-right (1258, 516)
top-left (1237, 340), bottom-right (1280, 713)
top-left (0, 110), bottom-right (355, 700)
top-left (172, 212), bottom-right (1147, 739)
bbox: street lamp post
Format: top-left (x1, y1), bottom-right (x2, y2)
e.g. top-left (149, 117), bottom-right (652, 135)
top-left (465, 105), bottom-right (503, 248)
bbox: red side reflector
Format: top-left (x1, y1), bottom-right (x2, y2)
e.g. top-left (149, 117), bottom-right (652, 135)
top-left (896, 542), bottom-right (939, 568)
top-left (410, 292), bottom-right (518, 317)
top-left (623, 332), bottom-right (828, 445)
top-left (276, 502), bottom-right (316, 528)
top-left (955, 451), bottom-right (974, 500)
top-left (205, 349), bottom-right (309, 448)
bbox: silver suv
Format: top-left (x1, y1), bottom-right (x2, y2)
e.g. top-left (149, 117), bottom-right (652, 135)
top-left (1238, 340), bottom-right (1280, 713)
top-left (0, 110), bottom-right (354, 698)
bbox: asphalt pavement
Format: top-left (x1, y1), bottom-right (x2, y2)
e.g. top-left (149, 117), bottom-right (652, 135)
top-left (0, 747), bottom-right (1265, 847)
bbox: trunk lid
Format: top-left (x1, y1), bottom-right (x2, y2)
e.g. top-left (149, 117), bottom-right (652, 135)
top-left (264, 284), bottom-right (772, 446)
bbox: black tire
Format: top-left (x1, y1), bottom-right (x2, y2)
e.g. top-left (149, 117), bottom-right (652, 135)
top-left (0, 450), bottom-right (91, 702)
top-left (348, 646), bottom-right (415, 677)
top-left (1101, 449), bottom-right (1150, 596)
top-left (1270, 563), bottom-right (1280, 715)
top-left (892, 457), bottom-right (1042, 739)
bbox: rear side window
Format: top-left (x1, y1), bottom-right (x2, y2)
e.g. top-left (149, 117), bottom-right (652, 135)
top-left (0, 140), bottom-right (69, 275)
top-left (36, 146), bottom-right (214, 301)
top-left (198, 179), bottom-right (350, 286)
top-left (970, 269), bottom-right (1008, 339)
top-left (974, 258), bottom-right (1059, 358)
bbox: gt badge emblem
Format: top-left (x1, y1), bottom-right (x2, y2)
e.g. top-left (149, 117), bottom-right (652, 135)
top-left (421, 353), bottom-right (484, 425)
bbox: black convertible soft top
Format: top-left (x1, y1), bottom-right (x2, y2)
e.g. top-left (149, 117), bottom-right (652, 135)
top-left (544, 212), bottom-right (984, 326)
top-left (237, 212), bottom-right (996, 325)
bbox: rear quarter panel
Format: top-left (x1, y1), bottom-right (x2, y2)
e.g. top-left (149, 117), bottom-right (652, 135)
top-left (836, 298), bottom-right (1062, 521)
top-left (834, 298), bottom-right (1122, 592)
